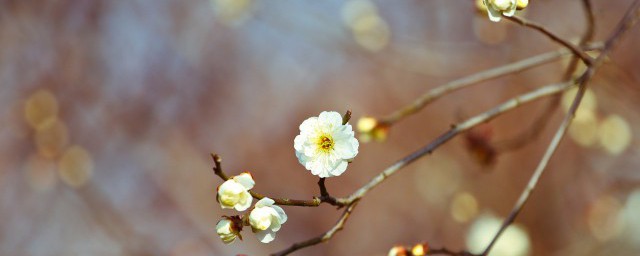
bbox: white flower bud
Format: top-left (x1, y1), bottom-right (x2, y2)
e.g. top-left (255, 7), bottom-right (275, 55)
top-left (217, 172), bottom-right (254, 211)
top-left (294, 111), bottom-right (359, 178)
top-left (216, 217), bottom-right (242, 244)
top-left (249, 198), bottom-right (287, 243)
top-left (483, 0), bottom-right (517, 22)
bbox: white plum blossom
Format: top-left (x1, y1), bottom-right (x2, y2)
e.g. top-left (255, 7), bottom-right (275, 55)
top-left (249, 198), bottom-right (287, 243)
top-left (483, 0), bottom-right (517, 22)
top-left (216, 216), bottom-right (242, 244)
top-left (217, 172), bottom-right (255, 211)
top-left (294, 111), bottom-right (359, 178)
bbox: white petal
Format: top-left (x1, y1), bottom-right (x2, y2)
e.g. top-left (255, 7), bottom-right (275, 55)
top-left (272, 205), bottom-right (288, 224)
top-left (333, 140), bottom-right (357, 159)
top-left (255, 197), bottom-right (275, 208)
top-left (503, 7), bottom-right (516, 17)
top-left (233, 172), bottom-right (255, 190)
top-left (294, 134), bottom-right (306, 151)
top-left (295, 150), bottom-right (309, 166)
top-left (299, 117), bottom-right (318, 134)
top-left (487, 6), bottom-right (502, 22)
top-left (270, 216), bottom-right (282, 231)
top-left (318, 111), bottom-right (343, 127)
top-left (329, 160), bottom-right (348, 177)
top-left (256, 230), bottom-right (276, 243)
top-left (235, 191), bottom-right (253, 211)
top-left (312, 161), bottom-right (328, 177)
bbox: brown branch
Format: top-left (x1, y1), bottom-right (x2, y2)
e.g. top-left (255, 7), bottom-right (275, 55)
top-left (379, 44), bottom-right (601, 126)
top-left (212, 153), bottom-right (334, 207)
top-left (427, 247), bottom-right (478, 256)
top-left (482, 1), bottom-right (640, 255)
top-left (337, 80), bottom-right (574, 206)
top-left (504, 15), bottom-right (594, 65)
top-left (495, 0), bottom-right (597, 152)
top-left (269, 83), bottom-right (578, 253)
top-left (271, 201), bottom-right (359, 256)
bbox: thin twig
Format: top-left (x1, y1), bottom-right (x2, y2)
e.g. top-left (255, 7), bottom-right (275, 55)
top-left (482, 1), bottom-right (640, 255)
top-left (337, 81), bottom-right (574, 206)
top-left (212, 153), bottom-right (332, 207)
top-left (495, 0), bottom-right (597, 152)
top-left (504, 15), bottom-right (594, 65)
top-left (266, 82), bottom-right (579, 254)
top-left (271, 201), bottom-right (359, 256)
top-left (427, 247), bottom-right (478, 256)
top-left (379, 44), bottom-right (601, 125)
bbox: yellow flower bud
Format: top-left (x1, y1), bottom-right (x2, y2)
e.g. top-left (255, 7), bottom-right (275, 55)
top-left (516, 0), bottom-right (528, 10)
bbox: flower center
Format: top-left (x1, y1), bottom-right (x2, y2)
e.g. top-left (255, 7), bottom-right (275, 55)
top-left (318, 135), bottom-right (334, 151)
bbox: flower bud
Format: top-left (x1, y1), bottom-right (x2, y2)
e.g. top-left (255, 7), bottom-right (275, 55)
top-left (516, 0), bottom-right (528, 10)
top-left (216, 216), bottom-right (243, 244)
top-left (249, 198), bottom-right (288, 243)
top-left (357, 116), bottom-right (389, 142)
top-left (411, 243), bottom-right (429, 256)
top-left (388, 245), bottom-right (409, 256)
top-left (217, 172), bottom-right (255, 211)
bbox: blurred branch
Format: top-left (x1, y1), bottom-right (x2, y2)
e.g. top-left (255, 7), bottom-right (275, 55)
top-left (338, 80), bottom-right (574, 206)
top-left (379, 43), bottom-right (601, 126)
top-left (495, 0), bottom-right (597, 152)
top-left (271, 201), bottom-right (359, 256)
top-left (483, 1), bottom-right (640, 255)
top-left (504, 15), bottom-right (594, 65)
top-left (273, 80), bottom-right (573, 255)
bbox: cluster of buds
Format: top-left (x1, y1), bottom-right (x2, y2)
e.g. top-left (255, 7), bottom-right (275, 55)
top-left (388, 243), bottom-right (429, 256)
top-left (215, 173), bottom-right (288, 244)
top-left (476, 0), bottom-right (529, 22)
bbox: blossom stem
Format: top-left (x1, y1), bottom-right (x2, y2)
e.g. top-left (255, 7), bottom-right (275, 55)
top-left (211, 153), bottom-right (342, 207)
top-left (342, 110), bottom-right (352, 125)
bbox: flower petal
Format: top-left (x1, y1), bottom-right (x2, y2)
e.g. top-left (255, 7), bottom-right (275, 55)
top-left (255, 197), bottom-right (275, 208)
top-left (318, 111), bottom-right (343, 127)
top-left (256, 230), bottom-right (276, 243)
top-left (233, 172), bottom-right (255, 190)
top-left (272, 205), bottom-right (288, 224)
top-left (235, 191), bottom-right (252, 211)
top-left (503, 7), bottom-right (516, 17)
top-left (294, 134), bottom-right (306, 151)
top-left (270, 215), bottom-right (282, 231)
top-left (486, 5), bottom-right (503, 22)
top-left (333, 139), bottom-right (357, 159)
top-left (329, 160), bottom-right (348, 177)
top-left (299, 117), bottom-right (318, 134)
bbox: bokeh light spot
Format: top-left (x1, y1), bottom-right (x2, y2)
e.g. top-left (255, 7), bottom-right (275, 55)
top-left (58, 145), bottom-right (94, 188)
top-left (451, 191), bottom-right (479, 223)
top-left (35, 118), bottom-right (70, 159)
top-left (24, 89), bottom-right (59, 129)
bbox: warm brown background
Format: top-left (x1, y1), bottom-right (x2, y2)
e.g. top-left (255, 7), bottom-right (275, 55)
top-left (1, 0), bottom-right (639, 255)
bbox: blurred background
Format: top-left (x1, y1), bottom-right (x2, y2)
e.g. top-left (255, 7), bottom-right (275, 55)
top-left (1, 0), bottom-right (640, 255)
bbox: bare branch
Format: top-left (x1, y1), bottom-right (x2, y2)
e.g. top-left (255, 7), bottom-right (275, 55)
top-left (495, 0), bottom-right (597, 152)
top-left (504, 15), bottom-right (594, 65)
top-left (211, 153), bottom-right (333, 207)
top-left (337, 80), bottom-right (574, 206)
top-left (379, 44), bottom-right (601, 126)
top-left (271, 201), bottom-right (359, 256)
top-left (482, 1), bottom-right (640, 255)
